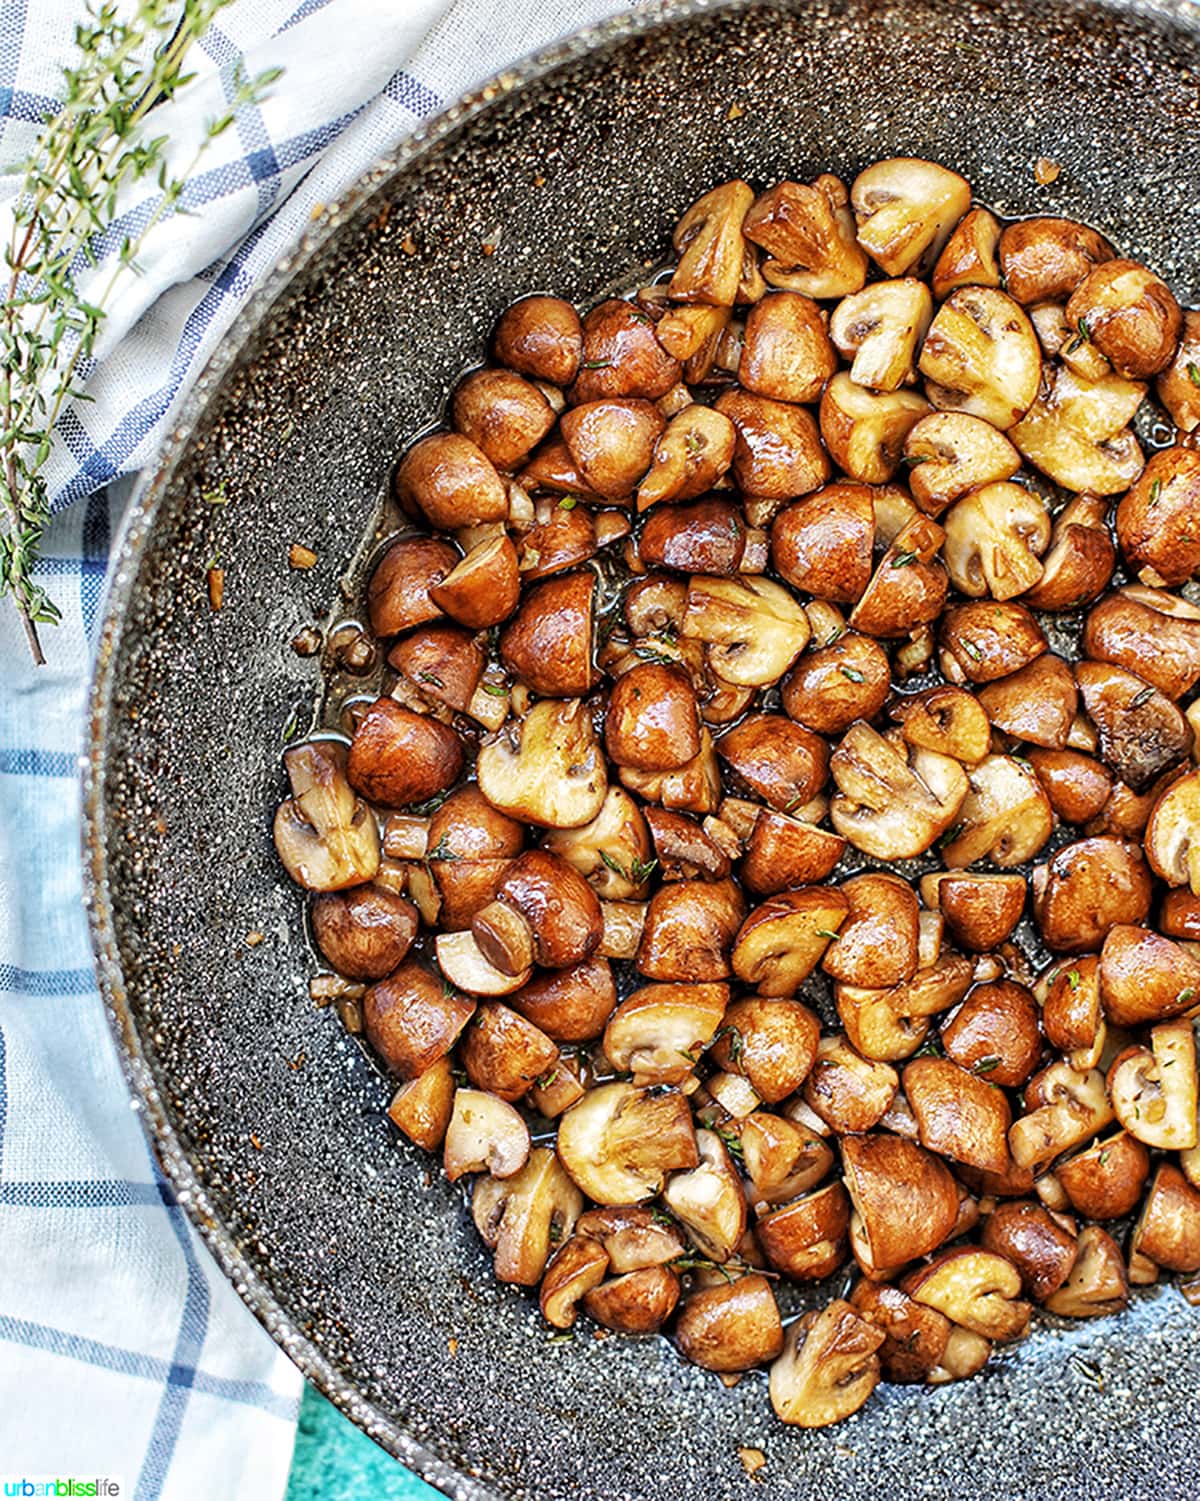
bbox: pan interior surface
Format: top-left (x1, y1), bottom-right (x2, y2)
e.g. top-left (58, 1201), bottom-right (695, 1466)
top-left (86, 1), bottom-right (1200, 1497)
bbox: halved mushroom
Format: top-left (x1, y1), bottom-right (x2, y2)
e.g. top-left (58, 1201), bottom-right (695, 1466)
top-left (739, 807), bottom-right (846, 895)
top-left (638, 496), bottom-right (750, 576)
top-left (977, 654), bottom-right (1078, 750)
top-left (1010, 363), bottom-right (1145, 496)
top-left (541, 787), bottom-right (653, 901)
top-left (584, 1265), bottom-right (682, 1334)
top-left (477, 698), bottom-right (607, 829)
top-left (620, 729), bottom-right (722, 817)
top-left (819, 373), bottom-right (931, 484)
top-left (636, 405), bottom-right (737, 509)
top-left (716, 713), bottom-right (828, 811)
top-left (389, 625), bottom-right (484, 714)
top-left (731, 888), bottom-right (849, 996)
top-left (939, 978), bottom-right (1041, 1088)
top-left (1103, 922), bottom-right (1200, 1028)
top-left (939, 600), bottom-right (1047, 684)
top-left (849, 1281), bottom-right (955, 1383)
top-left (920, 873), bottom-right (1027, 953)
top-left (830, 722), bottom-right (967, 859)
top-left (980, 1200), bottom-right (1078, 1302)
top-left (472, 849), bottom-right (602, 975)
top-left (931, 206), bottom-right (1002, 300)
top-left (1115, 446), bottom-right (1200, 587)
top-left (363, 962), bottom-right (475, 1077)
top-left (472, 1147), bottom-right (582, 1284)
top-left (570, 300), bottom-right (681, 404)
top-left (346, 699), bottom-right (463, 810)
top-left (919, 287), bottom-right (1041, 430)
top-left (669, 179), bottom-right (757, 305)
top-left (769, 1300), bottom-right (884, 1428)
top-left (841, 1132), bottom-right (959, 1273)
top-left (1085, 587), bottom-right (1200, 702)
top-left (739, 291), bottom-right (838, 404)
top-left (443, 1088), bottom-right (530, 1182)
top-left (830, 279), bottom-right (933, 391)
top-left (387, 1056), bottom-right (455, 1151)
top-left (1146, 768), bottom-right (1200, 894)
top-left (499, 570), bottom-right (596, 698)
top-left (556, 1082), bottom-right (698, 1204)
top-left (1021, 495), bottom-right (1116, 612)
top-left (1156, 308), bottom-right (1200, 431)
top-left (890, 684), bottom-right (992, 765)
top-left (902, 1248), bottom-right (1032, 1343)
top-left (848, 513), bottom-right (948, 638)
top-left (708, 996), bottom-right (821, 1102)
top-left (602, 982), bottom-right (728, 1086)
top-left (942, 482), bottom-right (1050, 600)
top-left (682, 575), bottom-right (810, 686)
top-left (937, 754), bottom-right (1052, 869)
top-left (851, 158), bottom-right (971, 276)
top-left (644, 806), bottom-right (730, 882)
top-left (1028, 748), bottom-right (1113, 827)
top-left (460, 1003), bottom-right (558, 1101)
top-left (741, 1112), bottom-right (834, 1207)
top-left (575, 1205), bottom-right (688, 1271)
top-left (822, 872), bottom-right (919, 988)
top-left (770, 481), bottom-right (875, 604)
top-left (743, 174), bottom-right (869, 298)
top-left (1074, 660), bottom-right (1190, 792)
top-left (1132, 1162), bottom-right (1200, 1273)
top-left (539, 1236), bottom-right (610, 1329)
top-left (451, 368), bottom-right (557, 471)
top-left (1057, 1131), bottom-right (1150, 1221)
top-left (1064, 259), bottom-right (1181, 379)
top-left (756, 1182), bottom-right (850, 1281)
top-left (1108, 1019), bottom-right (1198, 1149)
top-left (902, 411), bottom-right (1021, 517)
top-left (655, 304), bottom-right (731, 382)
top-left (423, 533), bottom-right (520, 631)
top-left (997, 217), bottom-right (1114, 306)
top-left (394, 433), bottom-right (508, 529)
top-left (1162, 889), bottom-right (1200, 942)
top-left (494, 294), bottom-right (582, 386)
top-left (311, 885), bottom-right (416, 980)
top-left (274, 740), bottom-right (382, 892)
top-left (1008, 1061), bottom-right (1114, 1172)
top-left (802, 1035), bottom-right (899, 1135)
top-left (1042, 1225), bottom-right (1129, 1318)
top-left (675, 1274), bottom-right (784, 1372)
top-left (904, 1056), bottom-right (1012, 1176)
top-left (435, 932), bottom-right (531, 997)
top-left (663, 1129), bottom-right (748, 1262)
top-left (509, 957), bottom-right (615, 1042)
top-left (1032, 838), bottom-right (1153, 954)
top-left (636, 877), bottom-right (745, 981)
top-left (367, 535), bottom-right (459, 638)
top-left (605, 662), bottom-right (702, 772)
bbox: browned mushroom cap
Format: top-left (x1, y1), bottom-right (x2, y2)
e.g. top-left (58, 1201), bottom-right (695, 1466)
top-left (604, 662), bottom-right (701, 772)
top-left (346, 699), bottom-right (464, 810)
top-left (921, 872), bottom-right (1027, 953)
top-left (472, 1147), bottom-right (582, 1285)
top-left (781, 633), bottom-right (891, 737)
top-left (830, 278), bottom-right (933, 391)
top-left (499, 571), bottom-right (595, 698)
top-left (662, 1128), bottom-right (748, 1262)
top-left (636, 877), bottom-right (746, 982)
top-left (473, 849), bottom-right (603, 975)
top-left (684, 576), bottom-right (811, 687)
top-left (1056, 1131), bottom-right (1150, 1220)
top-left (731, 888), bottom-right (849, 997)
top-left (494, 295), bottom-right (582, 386)
top-left (1132, 1162), bottom-right (1200, 1273)
top-left (1162, 889), bottom-right (1200, 940)
top-left (919, 288), bottom-right (1041, 430)
top-left (557, 398), bottom-right (664, 499)
top-left (1085, 766), bottom-right (1179, 842)
top-left (997, 217), bottom-right (1115, 305)
top-left (312, 886), bottom-right (418, 980)
top-left (849, 513), bottom-right (948, 638)
top-left (849, 1281), bottom-right (954, 1383)
top-left (1032, 838), bottom-right (1152, 953)
top-left (1156, 307), bottom-right (1200, 431)
top-left (819, 374), bottom-right (931, 485)
top-left (542, 787), bottom-right (654, 900)
top-left (903, 1247), bottom-right (1032, 1343)
top-left (556, 1081), bottom-right (698, 1204)
top-left (1085, 587), bottom-right (1200, 701)
top-left (1039, 954), bottom-right (1103, 1059)
top-left (668, 179), bottom-right (757, 304)
top-left (443, 1087), bottom-right (530, 1182)
top-left (387, 1055), bottom-right (456, 1151)
top-left (770, 482), bottom-right (874, 603)
top-left (1074, 660), bottom-right (1190, 791)
top-left (518, 435), bottom-right (601, 498)
top-left (424, 785), bottom-right (524, 930)
top-left (840, 1132), bottom-right (960, 1272)
top-left (1064, 259), bottom-right (1181, 379)
top-left (460, 1003), bottom-right (559, 1102)
top-left (539, 1235), bottom-right (610, 1329)
top-left (425, 533), bottom-right (520, 632)
top-left (939, 979), bottom-right (1042, 1088)
top-left (740, 807), bottom-right (847, 895)
top-left (822, 873), bottom-right (919, 989)
top-left (394, 433), bottom-right (508, 529)
top-left (274, 740), bottom-right (380, 892)
top-left (1027, 748), bottom-right (1113, 826)
top-left (1099, 923), bottom-right (1200, 1027)
top-left (1009, 1061), bottom-right (1115, 1172)
top-left (738, 291), bottom-right (838, 404)
top-left (366, 535), bottom-right (459, 638)
top-left (620, 727), bottom-right (722, 817)
top-left (830, 722), bottom-right (967, 860)
top-left (1021, 494), bottom-right (1117, 612)
top-left (1043, 1225), bottom-right (1130, 1319)
top-left (708, 996), bottom-right (821, 1103)
top-left (756, 1182), bottom-right (850, 1281)
top-left (388, 625), bottom-right (484, 714)
top-left (637, 409), bottom-right (738, 512)
top-left (931, 206), bottom-right (1002, 299)
top-left (942, 481), bottom-right (1050, 600)
top-left (803, 1035), bottom-right (899, 1134)
top-left (516, 501), bottom-right (603, 581)
top-left (1116, 447), bottom-right (1200, 587)
top-left (583, 1264), bottom-right (682, 1334)
top-left (569, 299), bottom-right (681, 404)
top-left (939, 600), bottom-right (1047, 684)
top-left (1109, 1017), bottom-right (1198, 1150)
top-left (363, 960), bottom-right (476, 1079)
top-left (451, 368), bottom-right (556, 471)
top-left (768, 1300), bottom-right (884, 1428)
top-left (904, 1056), bottom-right (1013, 1177)
top-left (507, 957), bottom-right (615, 1043)
top-left (638, 497), bottom-right (747, 575)
top-left (980, 1200), bottom-right (1078, 1302)
top-left (851, 158), bottom-right (971, 276)
top-left (714, 389), bottom-right (831, 500)
top-left (977, 654), bottom-right (1078, 750)
top-left (741, 1112), bottom-right (834, 1207)
top-left (902, 411), bottom-right (1021, 517)
top-left (675, 1274), bottom-right (784, 1372)
top-left (602, 982), bottom-right (728, 1086)
top-left (575, 1205), bottom-right (688, 1271)
top-left (716, 713), bottom-right (828, 811)
top-left (743, 174), bottom-right (868, 298)
top-left (890, 684), bottom-right (991, 765)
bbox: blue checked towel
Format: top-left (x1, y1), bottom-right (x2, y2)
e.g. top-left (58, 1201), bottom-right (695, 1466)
top-left (0, 0), bottom-right (638, 1493)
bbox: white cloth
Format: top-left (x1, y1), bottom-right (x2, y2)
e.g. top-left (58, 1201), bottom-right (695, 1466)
top-left (0, 0), bottom-right (638, 1494)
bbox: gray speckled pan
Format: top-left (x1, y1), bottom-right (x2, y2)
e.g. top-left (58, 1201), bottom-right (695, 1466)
top-left (84, 1), bottom-right (1200, 1496)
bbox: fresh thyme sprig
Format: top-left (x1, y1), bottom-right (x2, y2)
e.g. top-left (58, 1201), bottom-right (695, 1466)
top-left (1, 1), bottom-right (282, 662)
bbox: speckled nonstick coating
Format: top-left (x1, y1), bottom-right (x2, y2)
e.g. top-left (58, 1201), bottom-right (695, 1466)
top-left (84, 0), bottom-right (1200, 1495)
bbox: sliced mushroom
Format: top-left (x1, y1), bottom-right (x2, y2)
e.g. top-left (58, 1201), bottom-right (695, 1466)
top-left (977, 654), bottom-right (1078, 750)
top-left (851, 158), bottom-right (971, 276)
top-left (902, 411), bottom-right (1020, 517)
top-left (830, 279), bottom-right (933, 391)
top-left (939, 599), bottom-right (1047, 684)
top-left (819, 373), bottom-right (931, 484)
top-left (363, 962), bottom-right (475, 1078)
top-left (389, 625), bottom-right (484, 713)
top-left (1021, 495), bottom-right (1116, 612)
top-left (604, 662), bottom-right (702, 772)
top-left (602, 982), bottom-right (728, 1085)
top-left (980, 1200), bottom-right (1078, 1302)
top-left (890, 684), bottom-right (991, 765)
top-left (273, 740), bottom-right (381, 892)
top-left (741, 1112), bottom-right (834, 1207)
top-left (542, 786), bottom-right (653, 901)
top-left (1032, 837), bottom-right (1152, 953)
top-left (1115, 446), bottom-right (1200, 587)
top-left (1008, 1062), bottom-right (1114, 1172)
top-left (539, 1236), bottom-right (610, 1328)
top-left (499, 570), bottom-right (596, 697)
top-left (636, 877), bottom-right (745, 981)
top-left (849, 1280), bottom-right (954, 1383)
top-left (1010, 363), bottom-right (1145, 496)
top-left (822, 872), bottom-right (919, 988)
top-left (583, 1265), bottom-right (682, 1334)
top-left (387, 1056), bottom-right (455, 1151)
top-left (920, 872), bottom-right (1026, 954)
top-left (942, 482), bottom-right (1049, 600)
top-left (1064, 259), bottom-right (1181, 379)
top-left (367, 535), bottom-right (459, 638)
top-left (1145, 768), bottom-right (1200, 895)
top-left (756, 1182), bottom-right (850, 1281)
top-left (841, 1132), bottom-right (959, 1273)
top-left (830, 721), bottom-right (967, 859)
top-left (663, 1129), bottom-right (748, 1262)
top-left (682, 575), bottom-right (810, 686)
top-left (435, 931), bottom-right (531, 997)
top-left (769, 1300), bottom-right (884, 1428)
top-left (675, 1274), bottom-right (784, 1372)
top-left (743, 174), bottom-right (869, 297)
top-left (1131, 1162), bottom-right (1200, 1273)
top-left (620, 729), bottom-right (722, 817)
top-left (1042, 1225), bottom-right (1130, 1318)
top-left (644, 806), bottom-right (730, 882)
top-left (902, 1247), bottom-right (1032, 1343)
top-left (1084, 587), bottom-right (1200, 701)
top-left (669, 179), bottom-right (757, 305)
top-left (477, 698), bottom-right (607, 829)
top-left (556, 1082), bottom-right (698, 1204)
top-left (576, 1205), bottom-right (687, 1271)
top-left (919, 287), bottom-right (1041, 429)
top-left (472, 1147), bottom-right (582, 1284)
top-left (848, 513), bottom-right (948, 638)
top-left (472, 849), bottom-right (602, 975)
top-left (1074, 659), bottom-right (1190, 791)
top-left (731, 888), bottom-right (849, 996)
top-left (740, 807), bottom-right (847, 895)
top-left (636, 405), bottom-right (737, 509)
top-left (716, 712), bottom-right (828, 810)
top-left (443, 1088), bottom-right (530, 1182)
top-left (1109, 1019), bottom-right (1198, 1150)
top-left (931, 206), bottom-right (1002, 300)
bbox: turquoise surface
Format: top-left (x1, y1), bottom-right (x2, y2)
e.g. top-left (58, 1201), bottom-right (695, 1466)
top-left (285, 1384), bottom-right (442, 1500)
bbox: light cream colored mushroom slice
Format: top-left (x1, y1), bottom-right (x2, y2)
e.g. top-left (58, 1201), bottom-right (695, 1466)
top-left (601, 982), bottom-right (729, 1086)
top-left (902, 1247), bottom-right (1032, 1343)
top-left (540, 1236), bottom-right (611, 1329)
top-left (669, 180), bottom-right (757, 305)
top-left (929, 1328), bottom-right (994, 1385)
top-left (850, 158), bottom-right (971, 276)
top-left (931, 206), bottom-right (1003, 299)
top-left (731, 888), bottom-right (850, 996)
top-left (1109, 1019), bottom-right (1198, 1151)
top-left (829, 279), bottom-right (933, 391)
top-left (443, 1088), bottom-right (531, 1182)
top-left (681, 574), bottom-right (810, 687)
top-left (476, 698), bottom-right (607, 828)
top-left (819, 373), bottom-right (931, 484)
top-left (556, 1082), bottom-right (698, 1204)
top-left (472, 1147), bottom-right (583, 1285)
top-left (902, 411), bottom-right (1021, 516)
top-left (675, 1274), bottom-right (785, 1373)
top-left (891, 683), bottom-right (992, 765)
top-left (575, 1205), bottom-right (688, 1272)
top-left (1146, 768), bottom-right (1200, 892)
top-left (768, 1300), bottom-right (884, 1428)
top-left (1010, 363), bottom-right (1146, 495)
top-left (919, 288), bottom-right (1041, 429)
top-left (1042, 1225), bottom-right (1130, 1318)
top-left (274, 740), bottom-right (381, 891)
top-left (942, 482), bottom-right (1050, 600)
top-left (1008, 1062), bottom-right (1114, 1172)
top-left (541, 786), bottom-right (654, 900)
top-left (939, 754), bottom-right (1054, 869)
top-left (829, 721), bottom-right (967, 860)
top-left (834, 984), bottom-right (929, 1063)
top-left (740, 1112), bottom-right (834, 1207)
top-left (742, 174), bottom-right (869, 298)
top-left (663, 1129), bottom-right (748, 1262)
top-left (435, 931), bottom-right (531, 996)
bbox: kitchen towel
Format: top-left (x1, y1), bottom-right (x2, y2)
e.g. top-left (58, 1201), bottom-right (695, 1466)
top-left (0, 0), bottom-right (640, 1495)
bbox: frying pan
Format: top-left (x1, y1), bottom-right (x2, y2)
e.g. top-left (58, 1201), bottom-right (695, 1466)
top-left (83, 1), bottom-right (1200, 1496)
